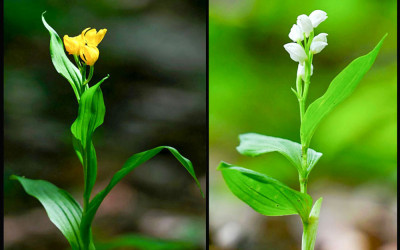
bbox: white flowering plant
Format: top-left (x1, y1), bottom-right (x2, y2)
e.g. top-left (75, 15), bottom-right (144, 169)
top-left (218, 10), bottom-right (386, 250)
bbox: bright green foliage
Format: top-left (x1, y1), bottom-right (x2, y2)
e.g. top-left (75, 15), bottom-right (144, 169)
top-left (301, 198), bottom-right (323, 250)
top-left (42, 12), bottom-right (82, 102)
top-left (80, 146), bottom-right (203, 245)
top-left (71, 76), bottom-right (109, 208)
top-left (95, 234), bottom-right (196, 250)
top-left (301, 34), bottom-right (387, 149)
top-left (10, 176), bottom-right (86, 250)
top-left (217, 162), bottom-right (313, 222)
top-left (218, 31), bottom-right (386, 249)
top-left (237, 133), bottom-right (322, 174)
top-left (12, 14), bottom-right (203, 250)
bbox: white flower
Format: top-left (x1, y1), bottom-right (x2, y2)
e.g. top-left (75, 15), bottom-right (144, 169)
top-left (297, 14), bottom-right (313, 37)
top-left (289, 24), bottom-right (304, 42)
top-left (284, 43), bottom-right (307, 63)
top-left (309, 10), bottom-right (328, 28)
top-left (310, 35), bottom-right (328, 54)
top-left (297, 63), bottom-right (313, 80)
top-left (313, 33), bottom-right (328, 43)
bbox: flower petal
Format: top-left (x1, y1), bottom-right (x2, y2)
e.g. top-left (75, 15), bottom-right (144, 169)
top-left (84, 28), bottom-right (107, 47)
top-left (310, 41), bottom-right (328, 54)
top-left (309, 10), bottom-right (328, 28)
top-left (313, 33), bottom-right (328, 43)
top-left (63, 35), bottom-right (84, 55)
top-left (284, 43), bottom-right (308, 63)
top-left (80, 45), bottom-right (99, 66)
top-left (289, 24), bottom-right (304, 42)
top-left (297, 14), bottom-right (313, 37)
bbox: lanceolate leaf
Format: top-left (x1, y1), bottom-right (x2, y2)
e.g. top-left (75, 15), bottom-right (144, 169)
top-left (95, 234), bottom-right (195, 250)
top-left (71, 75), bottom-right (109, 209)
top-left (71, 76), bottom-right (109, 150)
top-left (237, 133), bottom-right (322, 174)
top-left (217, 162), bottom-right (313, 222)
top-left (11, 175), bottom-right (84, 250)
top-left (301, 34), bottom-right (387, 148)
top-left (42, 13), bottom-right (82, 102)
top-left (79, 146), bottom-right (204, 247)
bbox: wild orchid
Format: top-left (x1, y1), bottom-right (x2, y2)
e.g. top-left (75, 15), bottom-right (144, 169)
top-left (218, 10), bottom-right (386, 250)
top-left (11, 13), bottom-right (203, 250)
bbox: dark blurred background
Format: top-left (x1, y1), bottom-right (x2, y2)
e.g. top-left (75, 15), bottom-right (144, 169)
top-left (209, 0), bottom-right (396, 250)
top-left (4, 0), bottom-right (206, 249)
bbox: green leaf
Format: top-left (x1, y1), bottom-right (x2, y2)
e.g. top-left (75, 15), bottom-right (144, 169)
top-left (95, 234), bottom-right (196, 250)
top-left (10, 175), bottom-right (84, 250)
top-left (71, 75), bottom-right (109, 210)
top-left (217, 162), bottom-right (313, 222)
top-left (71, 76), bottom-right (109, 150)
top-left (301, 34), bottom-right (387, 148)
top-left (302, 197), bottom-right (323, 250)
top-left (79, 146), bottom-right (204, 248)
top-left (42, 12), bottom-right (82, 102)
top-left (237, 133), bottom-right (322, 173)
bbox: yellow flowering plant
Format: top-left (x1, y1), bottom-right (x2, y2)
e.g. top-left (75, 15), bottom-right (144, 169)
top-left (11, 13), bottom-right (203, 250)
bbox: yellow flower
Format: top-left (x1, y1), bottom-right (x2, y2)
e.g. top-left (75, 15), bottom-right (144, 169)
top-left (80, 45), bottom-right (99, 66)
top-left (64, 27), bottom-right (107, 65)
top-left (63, 35), bottom-right (84, 55)
top-left (81, 28), bottom-right (107, 47)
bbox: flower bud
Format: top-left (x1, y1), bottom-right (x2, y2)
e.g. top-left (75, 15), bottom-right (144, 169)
top-left (313, 33), bottom-right (328, 43)
top-left (63, 35), bottom-right (83, 55)
top-left (284, 43), bottom-right (308, 63)
top-left (289, 24), bottom-right (304, 42)
top-left (297, 14), bottom-right (313, 37)
top-left (297, 63), bottom-right (313, 80)
top-left (80, 45), bottom-right (99, 66)
top-left (309, 10), bottom-right (328, 28)
top-left (310, 40), bottom-right (328, 54)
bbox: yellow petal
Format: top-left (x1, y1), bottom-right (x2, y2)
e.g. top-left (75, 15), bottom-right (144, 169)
top-left (83, 28), bottom-right (107, 47)
top-left (79, 45), bottom-right (99, 66)
top-left (63, 35), bottom-right (84, 55)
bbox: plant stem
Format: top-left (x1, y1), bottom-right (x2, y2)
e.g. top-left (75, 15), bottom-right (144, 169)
top-left (84, 66), bottom-right (94, 86)
top-left (297, 36), bottom-right (315, 250)
top-left (302, 222), bottom-right (313, 250)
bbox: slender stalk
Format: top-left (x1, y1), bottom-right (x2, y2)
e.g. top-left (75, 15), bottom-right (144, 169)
top-left (297, 34), bottom-right (316, 250)
top-left (84, 66), bottom-right (94, 86)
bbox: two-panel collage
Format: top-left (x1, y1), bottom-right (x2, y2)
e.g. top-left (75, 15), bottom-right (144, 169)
top-left (3, 0), bottom-right (397, 250)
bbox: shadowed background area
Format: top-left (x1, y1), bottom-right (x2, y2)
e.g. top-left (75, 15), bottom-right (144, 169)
top-left (209, 0), bottom-right (396, 250)
top-left (4, 0), bottom-right (206, 249)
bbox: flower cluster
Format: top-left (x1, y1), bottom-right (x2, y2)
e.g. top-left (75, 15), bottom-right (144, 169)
top-left (283, 10), bottom-right (328, 80)
top-left (64, 28), bottom-right (107, 66)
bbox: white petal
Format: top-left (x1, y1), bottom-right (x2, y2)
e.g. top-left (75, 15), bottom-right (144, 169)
top-left (297, 63), bottom-right (305, 79)
top-left (284, 43), bottom-right (307, 63)
top-left (310, 41), bottom-right (328, 54)
top-left (311, 64), bottom-right (314, 75)
top-left (297, 63), bottom-right (313, 80)
top-left (309, 10), bottom-right (328, 28)
top-left (289, 24), bottom-right (304, 42)
top-left (297, 14), bottom-right (313, 37)
top-left (313, 33), bottom-right (328, 43)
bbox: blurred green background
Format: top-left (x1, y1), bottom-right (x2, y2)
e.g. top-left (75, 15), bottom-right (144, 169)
top-left (209, 0), bottom-right (396, 249)
top-left (4, 1), bottom-right (206, 249)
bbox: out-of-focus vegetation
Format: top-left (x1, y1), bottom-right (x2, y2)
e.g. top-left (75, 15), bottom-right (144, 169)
top-left (209, 0), bottom-right (396, 249)
top-left (4, 1), bottom-right (206, 249)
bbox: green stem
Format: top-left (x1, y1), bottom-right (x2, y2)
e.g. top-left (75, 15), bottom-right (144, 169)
top-left (297, 34), bottom-right (317, 250)
top-left (85, 66), bottom-right (94, 86)
top-left (81, 63), bottom-right (87, 88)
top-left (302, 222), bottom-right (313, 250)
top-left (74, 54), bottom-right (82, 68)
